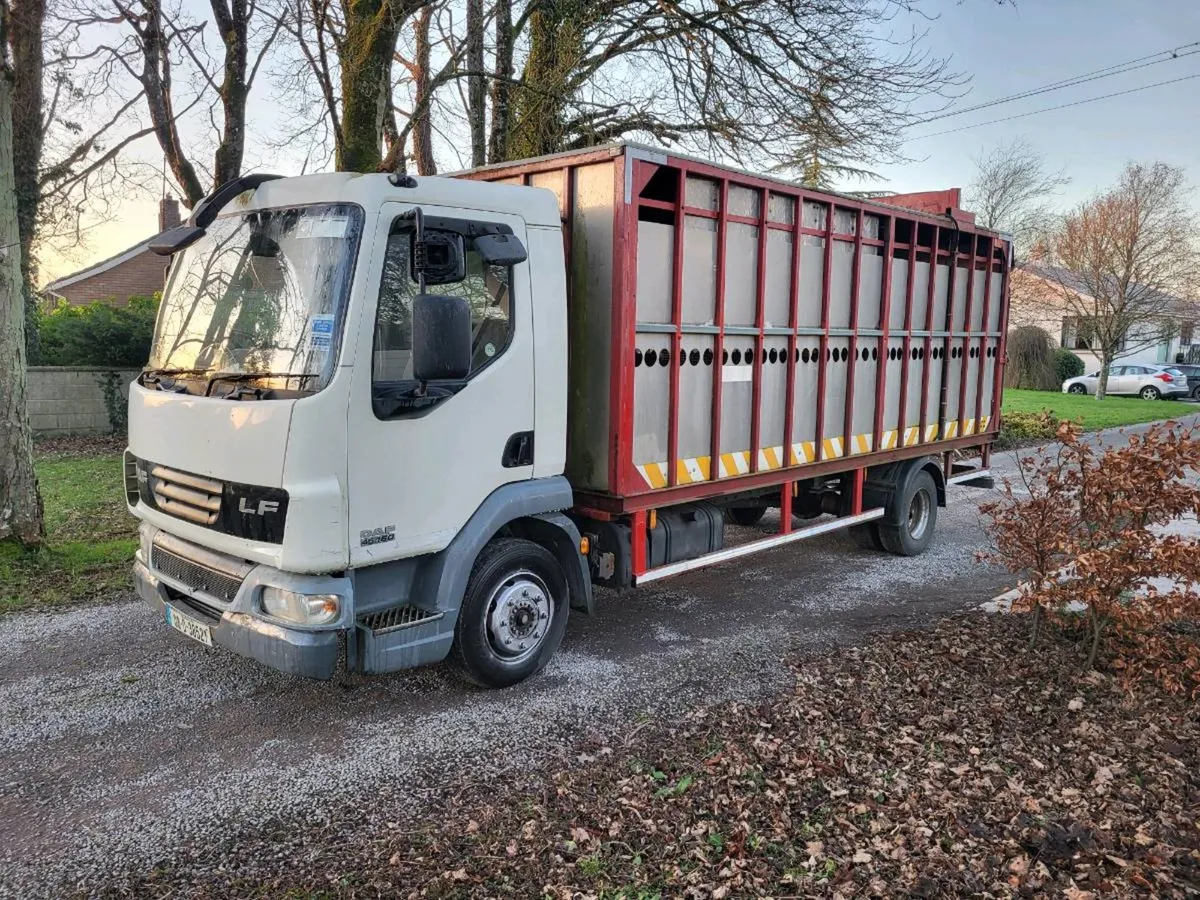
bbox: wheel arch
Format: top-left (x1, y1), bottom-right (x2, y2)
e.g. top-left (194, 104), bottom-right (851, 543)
top-left (411, 476), bottom-right (591, 622)
top-left (861, 455), bottom-right (946, 518)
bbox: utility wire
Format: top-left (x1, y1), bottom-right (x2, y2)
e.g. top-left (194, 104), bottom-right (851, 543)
top-left (915, 40), bottom-right (1200, 126)
top-left (909, 71), bottom-right (1200, 140)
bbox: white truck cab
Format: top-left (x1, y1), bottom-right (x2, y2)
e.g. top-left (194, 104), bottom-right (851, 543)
top-left (127, 171), bottom-right (592, 686)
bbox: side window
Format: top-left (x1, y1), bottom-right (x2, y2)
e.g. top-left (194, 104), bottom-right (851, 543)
top-left (372, 223), bottom-right (514, 385)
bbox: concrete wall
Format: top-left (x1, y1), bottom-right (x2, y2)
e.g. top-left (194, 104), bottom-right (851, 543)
top-left (27, 367), bottom-right (138, 434)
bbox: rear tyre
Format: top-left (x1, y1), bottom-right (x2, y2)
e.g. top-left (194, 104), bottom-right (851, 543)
top-left (878, 470), bottom-right (938, 557)
top-left (1067, 383), bottom-right (1087, 395)
top-left (729, 505), bottom-right (768, 527)
top-left (850, 522), bottom-right (886, 552)
top-left (1139, 385), bottom-right (1161, 401)
top-left (452, 538), bottom-right (569, 688)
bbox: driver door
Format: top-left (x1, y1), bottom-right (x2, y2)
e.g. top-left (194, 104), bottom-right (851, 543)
top-left (345, 204), bottom-right (535, 566)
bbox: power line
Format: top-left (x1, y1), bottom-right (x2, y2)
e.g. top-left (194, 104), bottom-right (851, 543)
top-left (908, 71), bottom-right (1200, 140)
top-left (915, 40), bottom-right (1200, 126)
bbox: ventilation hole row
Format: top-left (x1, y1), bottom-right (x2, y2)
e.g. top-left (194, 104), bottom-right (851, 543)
top-left (632, 342), bottom-right (1000, 368)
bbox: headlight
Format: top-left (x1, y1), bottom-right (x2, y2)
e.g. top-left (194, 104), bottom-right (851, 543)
top-left (260, 587), bottom-right (341, 625)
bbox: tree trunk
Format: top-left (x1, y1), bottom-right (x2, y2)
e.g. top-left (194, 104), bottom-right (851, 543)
top-left (507, 3), bottom-right (584, 159)
top-left (338, 0), bottom-right (426, 172)
top-left (1096, 352), bottom-right (1112, 400)
top-left (0, 67), bottom-right (44, 546)
top-left (9, 0), bottom-right (43, 363)
top-left (486, 0), bottom-right (512, 163)
top-left (465, 0), bottom-right (484, 167)
top-left (411, 2), bottom-right (435, 175)
top-left (209, 0), bottom-right (248, 187)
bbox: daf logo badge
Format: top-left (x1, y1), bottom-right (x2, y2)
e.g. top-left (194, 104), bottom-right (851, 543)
top-left (239, 498), bottom-right (280, 516)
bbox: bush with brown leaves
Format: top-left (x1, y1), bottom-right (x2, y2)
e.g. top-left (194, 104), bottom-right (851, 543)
top-left (981, 421), bottom-right (1200, 695)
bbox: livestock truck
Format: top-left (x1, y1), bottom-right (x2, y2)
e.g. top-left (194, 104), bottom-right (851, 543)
top-left (125, 143), bottom-right (1010, 687)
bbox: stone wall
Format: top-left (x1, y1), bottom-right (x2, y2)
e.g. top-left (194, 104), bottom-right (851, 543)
top-left (27, 367), bottom-right (139, 434)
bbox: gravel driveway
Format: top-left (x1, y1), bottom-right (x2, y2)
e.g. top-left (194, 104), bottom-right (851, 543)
top-left (2, 419), bottom-right (1193, 897)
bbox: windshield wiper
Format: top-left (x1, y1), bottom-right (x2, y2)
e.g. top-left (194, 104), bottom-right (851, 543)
top-left (142, 367), bottom-right (210, 391)
top-left (203, 371), bottom-right (320, 396)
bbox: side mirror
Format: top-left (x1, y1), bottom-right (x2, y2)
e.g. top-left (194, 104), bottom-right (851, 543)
top-left (413, 294), bottom-right (472, 382)
top-left (474, 232), bottom-right (528, 265)
top-left (150, 225), bottom-right (206, 257)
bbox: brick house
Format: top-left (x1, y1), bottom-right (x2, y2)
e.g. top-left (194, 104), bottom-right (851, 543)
top-left (43, 198), bottom-right (182, 306)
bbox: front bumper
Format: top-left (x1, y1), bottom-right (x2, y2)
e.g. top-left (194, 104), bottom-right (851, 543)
top-left (133, 533), bottom-right (348, 680)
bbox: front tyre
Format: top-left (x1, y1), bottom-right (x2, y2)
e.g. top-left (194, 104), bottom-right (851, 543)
top-left (1067, 383), bottom-right (1087, 395)
top-left (879, 470), bottom-right (938, 557)
top-left (452, 539), bottom-right (569, 688)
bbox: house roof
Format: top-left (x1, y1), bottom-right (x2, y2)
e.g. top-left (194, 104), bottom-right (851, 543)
top-left (1019, 262), bottom-right (1200, 319)
top-left (42, 235), bottom-right (158, 295)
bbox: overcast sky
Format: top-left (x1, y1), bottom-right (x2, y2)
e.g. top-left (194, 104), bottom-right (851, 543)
top-left (39, 0), bottom-right (1200, 283)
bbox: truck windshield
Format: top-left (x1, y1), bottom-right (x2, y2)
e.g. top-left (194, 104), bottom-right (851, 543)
top-left (148, 203), bottom-right (363, 392)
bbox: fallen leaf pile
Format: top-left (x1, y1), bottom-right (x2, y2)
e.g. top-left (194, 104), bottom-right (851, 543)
top-left (110, 614), bottom-right (1199, 898)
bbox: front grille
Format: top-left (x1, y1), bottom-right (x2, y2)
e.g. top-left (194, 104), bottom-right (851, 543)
top-left (151, 545), bottom-right (244, 602)
top-left (358, 605), bottom-right (443, 634)
top-left (150, 465), bottom-right (223, 525)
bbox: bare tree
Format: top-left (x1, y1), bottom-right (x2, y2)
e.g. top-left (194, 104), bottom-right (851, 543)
top-left (0, 0), bottom-right (44, 546)
top-left (1043, 162), bottom-right (1200, 400)
top-left (967, 138), bottom-right (1069, 257)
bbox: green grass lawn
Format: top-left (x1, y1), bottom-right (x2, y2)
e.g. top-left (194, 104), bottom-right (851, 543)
top-left (1001, 388), bottom-right (1195, 431)
top-left (0, 451), bottom-right (137, 614)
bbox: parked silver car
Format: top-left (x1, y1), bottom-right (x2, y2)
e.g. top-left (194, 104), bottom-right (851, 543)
top-left (1062, 364), bottom-right (1190, 400)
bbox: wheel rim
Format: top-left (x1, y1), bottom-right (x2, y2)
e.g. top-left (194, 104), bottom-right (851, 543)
top-left (907, 489), bottom-right (932, 541)
top-left (486, 569), bottom-right (553, 663)
top-left (1069, 384), bottom-right (1085, 394)
top-left (1141, 387), bottom-right (1157, 400)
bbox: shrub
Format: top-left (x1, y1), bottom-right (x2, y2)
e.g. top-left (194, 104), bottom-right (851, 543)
top-left (981, 421), bottom-right (1200, 696)
top-left (37, 295), bottom-right (159, 368)
top-left (995, 410), bottom-right (1059, 450)
top-left (1003, 325), bottom-right (1058, 391)
top-left (1052, 347), bottom-right (1085, 385)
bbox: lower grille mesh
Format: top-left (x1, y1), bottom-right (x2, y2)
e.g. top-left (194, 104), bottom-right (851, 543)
top-left (151, 546), bottom-right (243, 602)
top-left (359, 605), bottom-right (442, 634)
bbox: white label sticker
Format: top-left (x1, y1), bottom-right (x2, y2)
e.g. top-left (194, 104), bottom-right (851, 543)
top-left (296, 216), bottom-right (348, 239)
top-left (484, 342), bottom-right (496, 358)
top-left (722, 365), bottom-right (752, 383)
top-left (309, 314), bottom-right (335, 351)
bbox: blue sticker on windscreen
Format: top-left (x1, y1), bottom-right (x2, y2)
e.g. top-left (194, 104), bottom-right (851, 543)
top-left (310, 314), bottom-right (334, 350)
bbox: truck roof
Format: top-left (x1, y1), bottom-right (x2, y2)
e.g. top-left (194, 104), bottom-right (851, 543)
top-left (230, 170), bottom-right (564, 229)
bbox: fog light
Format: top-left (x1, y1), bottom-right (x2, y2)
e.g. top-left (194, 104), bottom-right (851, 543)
top-left (261, 587), bottom-right (341, 625)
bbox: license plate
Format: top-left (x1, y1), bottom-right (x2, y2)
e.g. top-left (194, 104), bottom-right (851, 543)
top-left (165, 606), bottom-right (213, 647)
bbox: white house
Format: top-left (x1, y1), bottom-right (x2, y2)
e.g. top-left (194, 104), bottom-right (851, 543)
top-left (1010, 261), bottom-right (1199, 371)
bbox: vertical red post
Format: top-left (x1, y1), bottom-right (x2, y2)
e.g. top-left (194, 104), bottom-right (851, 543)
top-left (781, 193), bottom-right (802, 472)
top-left (708, 180), bottom-right (731, 480)
top-left (956, 233), bottom-right (978, 438)
top-left (631, 509), bottom-right (648, 577)
top-left (991, 242), bottom-right (1013, 430)
top-left (895, 225), bottom-right (917, 447)
top-left (813, 202), bottom-right (835, 460)
top-left (749, 187), bottom-right (769, 473)
top-left (973, 236), bottom-right (995, 434)
top-left (850, 468), bottom-right (864, 515)
top-left (872, 216), bottom-right (896, 451)
top-left (843, 209), bottom-right (865, 458)
top-left (666, 167), bottom-right (687, 486)
top-left (609, 154), bottom-right (637, 495)
top-left (918, 225), bottom-right (940, 445)
top-left (779, 482), bottom-right (793, 534)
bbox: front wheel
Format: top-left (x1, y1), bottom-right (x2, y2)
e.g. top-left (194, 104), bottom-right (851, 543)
top-left (452, 539), bottom-right (569, 688)
top-left (1139, 385), bottom-right (1161, 401)
top-left (879, 470), bottom-right (938, 557)
top-left (1067, 383), bottom-right (1087, 395)
top-left (1192, 386), bottom-right (1200, 402)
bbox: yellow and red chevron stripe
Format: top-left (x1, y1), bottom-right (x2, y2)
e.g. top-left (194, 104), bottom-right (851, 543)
top-left (633, 416), bottom-right (997, 489)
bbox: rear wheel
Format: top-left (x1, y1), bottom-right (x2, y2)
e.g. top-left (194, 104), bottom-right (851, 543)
top-left (1067, 383), bottom-right (1087, 395)
top-left (879, 470), bottom-right (938, 557)
top-left (728, 505), bottom-right (768, 527)
top-left (452, 539), bottom-right (569, 688)
top-left (1139, 385), bottom-right (1161, 401)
